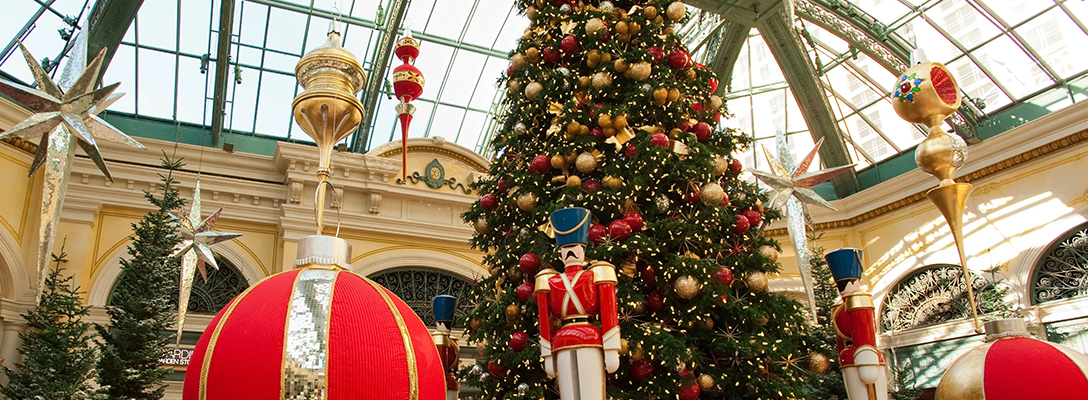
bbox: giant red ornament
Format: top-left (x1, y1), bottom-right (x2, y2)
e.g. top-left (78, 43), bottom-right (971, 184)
top-left (608, 220), bottom-right (633, 241)
top-left (509, 331), bottom-right (530, 352)
top-left (631, 359), bottom-right (654, 381)
top-left (714, 266), bottom-right (734, 286)
top-left (392, 34), bottom-right (425, 182)
top-left (519, 253), bottom-right (541, 276)
top-left (530, 154), bottom-right (552, 174)
top-left (183, 236), bottom-right (444, 400)
top-left (517, 282), bottom-right (534, 303)
top-left (650, 132), bottom-right (670, 147)
top-left (679, 381), bottom-right (701, 400)
top-left (733, 214), bottom-right (750, 234)
top-left (692, 121), bottom-right (711, 142)
top-left (560, 35), bottom-right (580, 53)
top-left (589, 223), bottom-right (608, 244)
top-left (647, 291), bottom-right (665, 312)
top-left (742, 209), bottom-right (763, 227)
top-left (480, 193), bottom-right (499, 210)
top-left (668, 49), bottom-right (692, 69)
top-left (623, 212), bottom-right (644, 231)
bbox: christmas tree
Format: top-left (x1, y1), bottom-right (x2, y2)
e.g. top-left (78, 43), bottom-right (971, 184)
top-left (460, 1), bottom-right (817, 399)
top-left (96, 155), bottom-right (184, 400)
top-left (1, 246), bottom-right (106, 400)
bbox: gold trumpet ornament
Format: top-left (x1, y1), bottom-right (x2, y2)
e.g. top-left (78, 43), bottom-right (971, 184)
top-left (291, 20), bottom-right (366, 233)
top-left (891, 61), bottom-right (982, 333)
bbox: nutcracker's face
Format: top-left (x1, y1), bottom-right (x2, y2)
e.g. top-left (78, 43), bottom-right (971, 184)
top-left (837, 279), bottom-right (862, 295)
top-left (560, 244), bottom-right (586, 267)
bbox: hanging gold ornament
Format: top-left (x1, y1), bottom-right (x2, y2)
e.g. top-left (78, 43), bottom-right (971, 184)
top-left (511, 53), bottom-right (527, 71)
top-left (695, 318), bottom-right (714, 330)
top-left (700, 182), bottom-right (725, 205)
top-left (653, 88), bottom-right (668, 105)
top-left (674, 275), bottom-right (701, 299)
top-left (517, 192), bottom-right (538, 210)
top-left (745, 271), bottom-right (769, 293)
top-left (668, 88), bottom-right (681, 102)
top-left (526, 47), bottom-right (541, 63)
top-left (704, 95), bottom-right (723, 111)
top-left (507, 79), bottom-right (521, 95)
top-left (507, 266), bottom-right (523, 281)
top-left (759, 245), bottom-right (779, 262)
top-left (576, 152), bottom-right (598, 173)
top-left (470, 318), bottom-right (483, 332)
top-left (552, 153), bottom-right (569, 169)
top-left (505, 303), bottom-right (522, 322)
top-left (697, 374), bottom-right (715, 391)
top-left (615, 21), bottom-right (629, 35)
top-left (476, 341), bottom-right (487, 356)
top-left (808, 352), bottom-right (831, 374)
top-left (667, 2), bottom-right (686, 21)
top-left (473, 217), bottom-right (489, 234)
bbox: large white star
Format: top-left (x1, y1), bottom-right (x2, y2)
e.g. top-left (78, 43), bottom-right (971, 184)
top-left (748, 138), bottom-right (855, 211)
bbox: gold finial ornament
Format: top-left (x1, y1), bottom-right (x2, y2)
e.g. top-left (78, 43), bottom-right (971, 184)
top-left (292, 20), bottom-right (366, 233)
top-left (891, 59), bottom-right (981, 333)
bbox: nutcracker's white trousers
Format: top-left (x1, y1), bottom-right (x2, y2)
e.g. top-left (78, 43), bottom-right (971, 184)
top-left (556, 347), bottom-right (605, 400)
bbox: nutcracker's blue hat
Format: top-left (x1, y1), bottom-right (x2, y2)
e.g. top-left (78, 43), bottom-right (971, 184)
top-left (825, 248), bottom-right (864, 282)
top-left (551, 207), bottom-right (591, 247)
top-left (433, 295), bottom-right (456, 328)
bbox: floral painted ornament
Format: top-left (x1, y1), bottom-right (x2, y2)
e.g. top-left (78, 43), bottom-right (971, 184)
top-left (894, 73), bottom-right (924, 102)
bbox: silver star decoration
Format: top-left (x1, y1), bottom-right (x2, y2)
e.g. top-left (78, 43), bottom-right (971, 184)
top-left (170, 181), bottom-right (241, 339)
top-left (0, 42), bottom-right (145, 181)
top-left (748, 137), bottom-right (855, 211)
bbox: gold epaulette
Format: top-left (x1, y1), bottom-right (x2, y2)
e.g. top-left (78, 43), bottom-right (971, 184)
top-left (590, 261), bottom-right (617, 284)
top-left (535, 268), bottom-right (559, 292)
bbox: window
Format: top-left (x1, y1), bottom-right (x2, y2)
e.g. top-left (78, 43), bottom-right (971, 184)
top-left (1031, 221), bottom-right (1088, 304)
top-left (369, 268), bottom-right (476, 327)
top-left (880, 265), bottom-right (996, 333)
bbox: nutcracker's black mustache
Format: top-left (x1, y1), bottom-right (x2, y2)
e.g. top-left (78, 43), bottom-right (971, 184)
top-left (564, 250), bottom-right (578, 260)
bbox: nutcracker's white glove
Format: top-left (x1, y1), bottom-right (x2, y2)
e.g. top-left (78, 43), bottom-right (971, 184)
top-left (541, 339), bottom-right (556, 378)
top-left (604, 350), bottom-right (620, 373)
top-left (854, 346), bottom-right (882, 384)
top-left (602, 329), bottom-right (621, 373)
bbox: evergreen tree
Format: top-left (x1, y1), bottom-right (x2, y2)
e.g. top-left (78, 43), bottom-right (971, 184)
top-left (96, 155), bottom-right (184, 400)
top-left (460, 2), bottom-right (818, 399)
top-left (1, 246), bottom-right (105, 400)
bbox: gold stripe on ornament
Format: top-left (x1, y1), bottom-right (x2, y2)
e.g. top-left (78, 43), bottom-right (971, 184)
top-left (363, 277), bottom-right (420, 400)
top-left (200, 277), bottom-right (264, 400)
top-left (280, 268), bottom-right (339, 400)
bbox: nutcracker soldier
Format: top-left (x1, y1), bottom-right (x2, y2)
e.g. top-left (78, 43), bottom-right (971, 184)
top-left (825, 248), bottom-right (888, 400)
top-left (432, 295), bottom-right (460, 400)
top-left (535, 207), bottom-right (621, 400)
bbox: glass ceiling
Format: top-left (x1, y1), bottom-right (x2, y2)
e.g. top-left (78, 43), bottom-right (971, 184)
top-left (1, 0), bottom-right (528, 154)
top-left (3, 0), bottom-right (1088, 169)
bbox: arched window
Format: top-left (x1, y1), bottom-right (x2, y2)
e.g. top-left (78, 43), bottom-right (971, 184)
top-left (110, 256), bottom-right (250, 314)
top-left (369, 268), bottom-right (475, 327)
top-left (880, 265), bottom-right (995, 333)
top-left (1031, 221), bottom-right (1088, 304)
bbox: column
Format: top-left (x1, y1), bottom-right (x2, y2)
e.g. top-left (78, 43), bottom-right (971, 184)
top-left (0, 319), bottom-right (26, 385)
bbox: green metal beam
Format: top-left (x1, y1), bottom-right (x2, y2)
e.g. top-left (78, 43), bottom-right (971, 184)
top-left (210, 0), bottom-right (236, 147)
top-left (707, 21), bottom-right (750, 96)
top-left (86, 0), bottom-right (144, 81)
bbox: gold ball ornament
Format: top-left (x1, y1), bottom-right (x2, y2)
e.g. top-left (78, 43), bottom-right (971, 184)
top-left (575, 152), bottom-right (598, 173)
top-left (612, 114), bottom-right (627, 129)
top-left (516, 192), bottom-right (538, 211)
top-left (652, 88), bottom-right (668, 105)
top-left (510, 53), bottom-right (527, 71)
top-left (619, 338), bottom-right (630, 355)
top-left (602, 175), bottom-right (624, 189)
top-left (745, 271), bottom-right (769, 294)
top-left (695, 318), bottom-right (714, 330)
top-left (476, 341), bottom-right (487, 356)
top-left (629, 344), bottom-right (645, 361)
top-left (697, 374), bottom-right (715, 391)
top-left (592, 72), bottom-right (613, 89)
top-left (615, 21), bottom-right (629, 35)
top-left (525, 81), bottom-right (543, 100)
top-left (667, 2), bottom-right (686, 21)
top-left (566, 175), bottom-right (582, 187)
top-left (667, 87), bottom-right (681, 102)
top-left (628, 62), bottom-right (652, 81)
top-left (507, 79), bottom-right (521, 95)
top-left (700, 182), bottom-right (725, 205)
top-left (586, 18), bottom-right (606, 36)
top-left (473, 217), bottom-right (489, 234)
top-left (470, 318), bottom-right (483, 331)
top-left (808, 352), bottom-right (831, 374)
top-left (712, 155), bottom-right (729, 176)
top-left (507, 266), bottom-right (522, 281)
top-left (674, 275), bottom-right (701, 299)
top-left (759, 245), bottom-right (779, 263)
top-left (704, 95), bottom-right (723, 111)
top-left (505, 303), bottom-right (521, 320)
top-left (613, 58), bottom-right (629, 74)
top-left (551, 153), bottom-right (568, 169)
top-left (525, 47), bottom-right (540, 63)
top-left (644, 6), bottom-right (658, 19)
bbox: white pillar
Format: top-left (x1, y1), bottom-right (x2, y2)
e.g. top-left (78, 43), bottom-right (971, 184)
top-left (0, 320), bottom-right (26, 385)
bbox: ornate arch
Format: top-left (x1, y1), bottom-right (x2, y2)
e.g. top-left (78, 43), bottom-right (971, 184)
top-left (107, 255), bottom-right (250, 315)
top-left (879, 265), bottom-right (996, 333)
top-left (0, 225), bottom-right (28, 300)
top-left (352, 246), bottom-right (487, 281)
top-left (1030, 220), bottom-right (1088, 305)
top-left (368, 268), bottom-right (476, 327)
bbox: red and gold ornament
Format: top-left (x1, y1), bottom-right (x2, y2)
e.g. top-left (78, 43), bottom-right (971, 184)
top-left (729, 158), bottom-right (743, 174)
top-left (650, 132), bottom-right (670, 147)
top-left (692, 121), bottom-right (711, 142)
top-left (560, 35), bottom-right (580, 53)
top-left (647, 291), bottom-right (665, 312)
top-left (668, 49), bottom-right (692, 69)
top-left (679, 381), bottom-right (701, 400)
top-left (487, 360), bottom-right (506, 377)
top-left (714, 266), bottom-right (734, 286)
top-left (583, 179), bottom-right (601, 193)
top-left (742, 209), bottom-right (763, 227)
top-left (641, 266), bottom-right (657, 287)
top-left (392, 34), bottom-right (425, 182)
top-left (623, 212), bottom-right (644, 231)
top-left (530, 154), bottom-right (552, 174)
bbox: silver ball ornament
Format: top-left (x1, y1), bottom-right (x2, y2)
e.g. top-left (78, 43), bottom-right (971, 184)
top-left (517, 383), bottom-right (530, 394)
top-left (480, 372), bottom-right (491, 381)
top-left (558, 67), bottom-right (571, 76)
top-left (599, 1), bottom-right (614, 12)
top-left (514, 122), bottom-right (527, 134)
top-left (470, 364), bottom-right (483, 375)
top-left (654, 194), bottom-right (671, 213)
top-left (559, 3), bottom-right (571, 12)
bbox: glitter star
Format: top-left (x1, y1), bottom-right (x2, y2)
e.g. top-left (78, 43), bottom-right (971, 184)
top-left (748, 138), bottom-right (854, 211)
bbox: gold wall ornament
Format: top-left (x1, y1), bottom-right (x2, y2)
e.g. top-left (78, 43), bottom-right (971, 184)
top-left (891, 59), bottom-right (981, 333)
top-left (291, 21), bottom-right (366, 234)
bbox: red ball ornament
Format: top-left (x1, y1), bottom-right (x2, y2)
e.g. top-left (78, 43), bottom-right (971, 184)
top-left (488, 360), bottom-right (506, 377)
top-left (506, 65), bottom-right (514, 76)
top-left (729, 158), bottom-right (743, 174)
top-left (496, 178), bottom-right (508, 194)
top-left (641, 266), bottom-right (657, 287)
top-left (392, 63), bottom-right (424, 102)
top-left (623, 212), bottom-right (644, 231)
top-left (678, 121), bottom-right (692, 132)
top-left (480, 193), bottom-right (499, 210)
top-left (560, 35), bottom-right (580, 53)
top-left (647, 291), bottom-right (665, 312)
top-left (519, 253), bottom-right (541, 276)
top-left (742, 209), bottom-right (763, 227)
top-left (647, 46), bottom-right (665, 64)
top-left (733, 214), bottom-right (750, 234)
top-left (624, 144), bottom-right (637, 159)
top-left (650, 132), bottom-right (670, 147)
top-left (608, 220), bottom-right (633, 241)
top-left (631, 359), bottom-right (654, 381)
top-left (591, 126), bottom-right (604, 139)
top-left (530, 154), bottom-right (552, 174)
top-left (543, 47), bottom-right (561, 64)
top-left (584, 179), bottom-right (601, 193)
top-left (718, 194), bottom-right (730, 207)
top-left (589, 224), bottom-right (608, 244)
top-left (679, 382), bottom-right (701, 400)
top-left (517, 282), bottom-right (534, 303)
top-left (714, 266), bottom-right (734, 286)
top-left (509, 331), bottom-right (529, 352)
top-left (668, 49), bottom-right (692, 69)
top-left (692, 121), bottom-right (711, 142)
